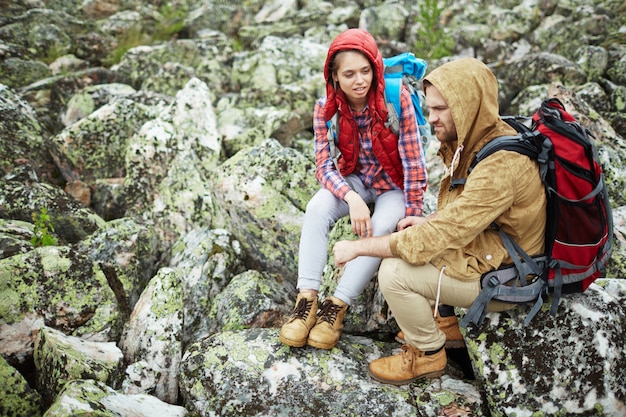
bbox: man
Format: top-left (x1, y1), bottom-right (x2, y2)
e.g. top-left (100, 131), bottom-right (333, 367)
top-left (332, 57), bottom-right (547, 385)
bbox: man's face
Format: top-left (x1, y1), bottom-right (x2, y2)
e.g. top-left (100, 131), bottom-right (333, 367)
top-left (332, 51), bottom-right (373, 110)
top-left (425, 84), bottom-right (457, 144)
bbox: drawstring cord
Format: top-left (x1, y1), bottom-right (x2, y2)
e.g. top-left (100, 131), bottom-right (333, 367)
top-left (434, 266), bottom-right (446, 318)
top-left (449, 145), bottom-right (464, 177)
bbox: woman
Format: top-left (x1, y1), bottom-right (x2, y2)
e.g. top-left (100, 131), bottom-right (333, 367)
top-left (279, 28), bottom-right (428, 349)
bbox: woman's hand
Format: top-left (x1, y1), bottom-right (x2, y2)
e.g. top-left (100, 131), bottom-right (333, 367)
top-left (344, 190), bottom-right (372, 237)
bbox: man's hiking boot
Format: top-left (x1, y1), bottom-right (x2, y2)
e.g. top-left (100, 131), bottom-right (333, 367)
top-left (307, 296), bottom-right (348, 349)
top-left (279, 292), bottom-right (318, 347)
top-left (434, 314), bottom-right (465, 348)
top-left (368, 344), bottom-right (446, 385)
top-left (395, 305), bottom-right (465, 349)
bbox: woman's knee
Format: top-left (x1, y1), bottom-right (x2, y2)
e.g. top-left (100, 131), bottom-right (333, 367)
top-left (305, 190), bottom-right (340, 219)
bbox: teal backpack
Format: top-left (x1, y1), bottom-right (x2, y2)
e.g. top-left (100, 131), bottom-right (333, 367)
top-left (327, 52), bottom-right (432, 165)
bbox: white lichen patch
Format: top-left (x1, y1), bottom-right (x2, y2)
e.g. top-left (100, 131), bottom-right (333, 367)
top-left (262, 357), bottom-right (303, 395)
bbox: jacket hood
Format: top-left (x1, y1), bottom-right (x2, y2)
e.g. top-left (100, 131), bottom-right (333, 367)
top-left (323, 29), bottom-right (387, 123)
top-left (423, 57), bottom-right (516, 174)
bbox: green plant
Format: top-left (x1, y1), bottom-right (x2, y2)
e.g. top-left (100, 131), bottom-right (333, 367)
top-left (413, 0), bottom-right (455, 60)
top-left (40, 43), bottom-right (68, 65)
top-left (103, 5), bottom-right (188, 67)
top-left (31, 207), bottom-right (59, 247)
top-left (154, 4), bottom-right (187, 41)
top-left (103, 27), bottom-right (148, 67)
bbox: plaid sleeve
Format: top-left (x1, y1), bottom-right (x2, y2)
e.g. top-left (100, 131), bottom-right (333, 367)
top-left (398, 88), bottom-right (428, 216)
top-left (313, 98), bottom-right (352, 200)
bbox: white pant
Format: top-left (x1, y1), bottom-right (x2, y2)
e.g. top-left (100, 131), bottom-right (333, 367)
top-left (297, 174), bottom-right (405, 305)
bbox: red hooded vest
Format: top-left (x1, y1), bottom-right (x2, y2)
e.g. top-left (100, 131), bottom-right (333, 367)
top-left (323, 29), bottom-right (404, 189)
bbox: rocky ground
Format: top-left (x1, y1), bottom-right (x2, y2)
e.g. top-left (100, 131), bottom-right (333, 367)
top-left (1, 0), bottom-right (626, 416)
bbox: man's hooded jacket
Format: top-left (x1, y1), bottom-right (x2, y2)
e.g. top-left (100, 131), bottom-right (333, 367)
top-left (388, 57), bottom-right (547, 281)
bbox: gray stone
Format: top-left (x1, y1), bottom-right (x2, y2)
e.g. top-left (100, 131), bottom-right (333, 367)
top-left (461, 278), bottom-right (626, 416)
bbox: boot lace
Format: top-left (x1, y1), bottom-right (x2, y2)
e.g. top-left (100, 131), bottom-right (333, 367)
top-left (290, 296), bottom-right (314, 320)
top-left (317, 299), bottom-right (342, 325)
top-left (401, 344), bottom-right (423, 362)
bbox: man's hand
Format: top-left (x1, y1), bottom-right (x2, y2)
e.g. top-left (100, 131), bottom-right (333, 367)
top-left (333, 240), bottom-right (360, 267)
top-left (333, 235), bottom-right (393, 266)
top-left (397, 215), bottom-right (430, 230)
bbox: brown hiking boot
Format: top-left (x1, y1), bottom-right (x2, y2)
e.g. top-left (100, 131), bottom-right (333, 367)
top-left (279, 292), bottom-right (318, 347)
top-left (396, 306), bottom-right (465, 348)
top-left (436, 314), bottom-right (465, 348)
top-left (307, 296), bottom-right (348, 350)
top-left (368, 344), bottom-right (446, 385)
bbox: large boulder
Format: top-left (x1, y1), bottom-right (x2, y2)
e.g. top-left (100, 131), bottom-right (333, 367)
top-left (461, 278), bottom-right (626, 416)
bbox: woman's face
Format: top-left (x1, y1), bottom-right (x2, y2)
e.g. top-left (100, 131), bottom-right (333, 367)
top-left (332, 51), bottom-right (373, 111)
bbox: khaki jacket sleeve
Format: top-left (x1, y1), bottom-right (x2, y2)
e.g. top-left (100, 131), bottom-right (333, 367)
top-left (389, 151), bottom-right (541, 271)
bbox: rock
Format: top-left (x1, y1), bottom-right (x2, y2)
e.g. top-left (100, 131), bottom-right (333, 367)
top-left (34, 326), bottom-right (124, 405)
top-left (0, 86), bottom-right (50, 180)
top-left (179, 328), bottom-right (484, 416)
top-left (0, 219), bottom-right (35, 260)
top-left (122, 78), bottom-right (221, 253)
top-left (0, 245), bottom-right (122, 365)
top-left (0, 353), bottom-right (44, 417)
top-left (52, 98), bottom-right (155, 183)
top-left (0, 165), bottom-right (107, 245)
top-left (44, 379), bottom-right (188, 416)
top-left (118, 267), bottom-right (184, 404)
top-left (0, 57), bottom-right (51, 88)
top-left (168, 227), bottom-right (246, 344)
top-left (212, 138), bottom-right (318, 282)
top-left (210, 269), bottom-right (293, 331)
top-left (75, 217), bottom-right (159, 311)
top-left (0, 0), bottom-right (625, 415)
top-left (461, 278), bottom-right (626, 416)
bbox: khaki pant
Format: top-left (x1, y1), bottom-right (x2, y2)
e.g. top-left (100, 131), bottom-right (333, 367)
top-left (378, 258), bottom-right (514, 351)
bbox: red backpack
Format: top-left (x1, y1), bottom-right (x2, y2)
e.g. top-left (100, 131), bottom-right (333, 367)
top-left (459, 98), bottom-right (614, 328)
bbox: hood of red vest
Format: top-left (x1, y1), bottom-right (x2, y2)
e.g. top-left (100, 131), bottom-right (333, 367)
top-left (323, 29), bottom-right (387, 123)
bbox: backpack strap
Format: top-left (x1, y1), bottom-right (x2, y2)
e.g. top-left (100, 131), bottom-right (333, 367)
top-left (449, 133), bottom-right (541, 189)
top-left (493, 224), bottom-right (545, 282)
top-left (382, 76), bottom-right (402, 135)
top-left (326, 112), bottom-right (341, 170)
top-left (459, 256), bottom-right (549, 328)
top-left (382, 72), bottom-right (403, 116)
top-left (383, 58), bottom-right (406, 136)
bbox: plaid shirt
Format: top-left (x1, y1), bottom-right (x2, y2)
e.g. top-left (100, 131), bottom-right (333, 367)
top-left (314, 88), bottom-right (427, 216)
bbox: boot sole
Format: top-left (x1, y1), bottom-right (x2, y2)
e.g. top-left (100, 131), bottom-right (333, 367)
top-left (279, 334), bottom-right (307, 348)
top-left (367, 368), bottom-right (445, 386)
top-left (306, 338), bottom-right (336, 350)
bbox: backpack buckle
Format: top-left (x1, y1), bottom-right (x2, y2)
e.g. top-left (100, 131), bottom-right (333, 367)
top-left (488, 275), bottom-right (500, 288)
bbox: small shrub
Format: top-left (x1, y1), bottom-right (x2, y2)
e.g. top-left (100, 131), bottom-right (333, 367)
top-left (154, 4), bottom-right (187, 41)
top-left (103, 5), bottom-right (188, 67)
top-left (31, 208), bottom-right (59, 247)
top-left (413, 0), bottom-right (455, 60)
top-left (103, 27), bottom-right (148, 67)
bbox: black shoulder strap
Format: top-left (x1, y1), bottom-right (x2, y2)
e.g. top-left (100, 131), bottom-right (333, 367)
top-left (471, 134), bottom-right (539, 170)
top-left (449, 128), bottom-right (546, 190)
